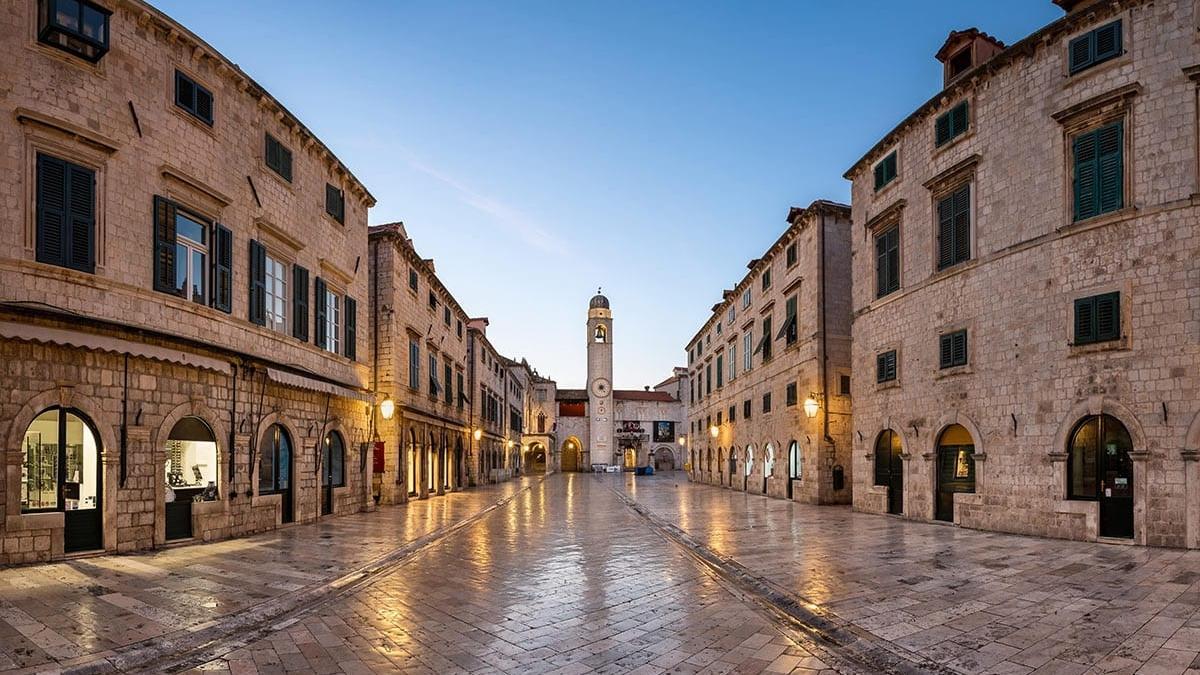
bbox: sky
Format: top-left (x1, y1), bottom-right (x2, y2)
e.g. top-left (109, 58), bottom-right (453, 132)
top-left (154, 0), bottom-right (1062, 389)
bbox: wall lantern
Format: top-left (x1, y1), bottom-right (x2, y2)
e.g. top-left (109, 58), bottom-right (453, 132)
top-left (678, 436), bottom-right (687, 446)
top-left (379, 397), bottom-right (396, 421)
top-left (803, 396), bottom-right (820, 419)
top-left (709, 425), bottom-right (719, 438)
top-left (473, 428), bottom-right (483, 441)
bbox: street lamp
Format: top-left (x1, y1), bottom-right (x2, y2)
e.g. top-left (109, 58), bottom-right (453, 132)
top-left (709, 425), bottom-right (719, 438)
top-left (473, 428), bottom-right (483, 441)
top-left (678, 436), bottom-right (687, 446)
top-left (803, 395), bottom-right (820, 419)
top-left (379, 397), bottom-right (395, 421)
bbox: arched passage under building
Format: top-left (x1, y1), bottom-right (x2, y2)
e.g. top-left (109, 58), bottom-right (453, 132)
top-left (524, 443), bottom-right (548, 474)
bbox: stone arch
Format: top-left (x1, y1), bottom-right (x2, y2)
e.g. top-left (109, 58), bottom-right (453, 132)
top-left (651, 445), bottom-right (675, 471)
top-left (1052, 396), bottom-right (1148, 458)
top-left (253, 410), bottom-right (302, 496)
top-left (929, 412), bottom-right (985, 457)
top-left (152, 399), bottom-right (229, 545)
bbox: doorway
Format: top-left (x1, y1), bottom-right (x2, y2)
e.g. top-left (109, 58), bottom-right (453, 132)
top-left (654, 448), bottom-right (675, 472)
top-left (874, 430), bottom-right (903, 515)
top-left (562, 438), bottom-right (580, 472)
top-left (935, 425), bottom-right (975, 522)
top-left (1068, 414), bottom-right (1134, 538)
top-left (321, 431), bottom-right (344, 516)
top-left (260, 424), bottom-right (293, 523)
top-left (787, 440), bottom-right (799, 500)
top-left (165, 416), bottom-right (218, 540)
top-left (22, 407), bottom-right (103, 553)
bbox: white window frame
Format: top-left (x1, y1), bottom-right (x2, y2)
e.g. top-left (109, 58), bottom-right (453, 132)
top-left (727, 306), bottom-right (735, 324)
top-left (742, 332), bottom-right (752, 372)
top-left (264, 253), bottom-right (288, 334)
top-left (175, 211), bottom-right (207, 304)
top-left (729, 343), bottom-right (737, 381)
top-left (742, 288), bottom-right (751, 309)
top-left (324, 288), bottom-right (341, 354)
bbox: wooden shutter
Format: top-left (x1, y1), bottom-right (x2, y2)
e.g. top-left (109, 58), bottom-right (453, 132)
top-left (937, 194), bottom-right (955, 269)
top-left (874, 162), bottom-right (886, 190)
top-left (175, 71), bottom-right (193, 110)
top-left (1073, 129), bottom-right (1099, 221)
top-left (952, 184), bottom-right (971, 264)
top-left (211, 224), bottom-right (232, 313)
top-left (280, 146), bottom-right (292, 182)
top-left (195, 85), bottom-right (213, 125)
top-left (248, 239), bottom-right (266, 325)
top-left (935, 111), bottom-right (952, 146)
top-left (951, 331), bottom-right (967, 366)
top-left (152, 195), bottom-right (179, 295)
top-left (1093, 21), bottom-right (1121, 62)
top-left (1095, 292), bottom-right (1120, 342)
top-left (886, 229), bottom-right (899, 293)
top-left (344, 296), bottom-right (357, 360)
top-left (292, 265), bottom-right (309, 340)
top-left (313, 276), bottom-right (327, 348)
top-left (939, 333), bottom-right (954, 368)
top-left (1097, 122), bottom-right (1123, 215)
top-left (1074, 297), bottom-right (1096, 344)
top-left (951, 102), bottom-right (969, 137)
top-left (35, 154), bottom-right (66, 268)
top-left (63, 162), bottom-right (96, 272)
top-left (326, 184), bottom-right (344, 223)
top-left (1068, 32), bottom-right (1092, 73)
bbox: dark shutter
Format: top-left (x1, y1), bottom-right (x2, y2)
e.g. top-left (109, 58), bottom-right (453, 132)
top-left (1074, 297), bottom-right (1096, 344)
top-left (280, 146), bottom-right (292, 182)
top-left (953, 184), bottom-right (971, 264)
top-left (877, 350), bottom-right (896, 383)
top-left (1068, 32), bottom-right (1092, 73)
top-left (153, 195), bottom-right (179, 295)
top-left (951, 101), bottom-right (968, 137)
top-left (344, 296), bottom-right (357, 360)
top-left (1073, 130), bottom-right (1099, 221)
top-left (942, 330), bottom-right (968, 367)
top-left (175, 71), bottom-right (194, 110)
top-left (937, 194), bottom-right (955, 269)
top-left (35, 154), bottom-right (67, 268)
top-left (195, 86), bottom-right (213, 125)
top-left (1093, 21), bottom-right (1121, 62)
top-left (935, 111), bottom-right (952, 146)
top-left (326, 184), bottom-right (345, 223)
top-left (63, 162), bottom-right (95, 272)
top-left (875, 227), bottom-right (899, 298)
top-left (1096, 292), bottom-right (1120, 341)
top-left (248, 239), bottom-right (266, 325)
top-left (211, 224), bottom-right (232, 313)
top-left (939, 333), bottom-right (954, 368)
top-left (1097, 122), bottom-right (1123, 215)
top-left (292, 265), bottom-right (309, 340)
top-left (874, 162), bottom-right (885, 190)
top-left (314, 276), bottom-right (327, 348)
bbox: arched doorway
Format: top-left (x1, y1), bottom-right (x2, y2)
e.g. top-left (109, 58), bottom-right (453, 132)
top-left (406, 429), bottom-right (418, 496)
top-left (427, 432), bottom-right (438, 495)
top-left (561, 438), bottom-right (581, 472)
top-left (22, 407), bottom-right (103, 552)
top-left (874, 430), bottom-right (903, 515)
top-left (728, 446), bottom-right (738, 488)
top-left (935, 424), bottom-right (975, 522)
top-left (744, 445), bottom-right (754, 491)
top-left (1068, 414), bottom-right (1134, 538)
top-left (525, 443), bottom-right (547, 474)
top-left (165, 416), bottom-right (217, 540)
top-left (259, 424), bottom-right (294, 523)
top-left (717, 448), bottom-right (725, 486)
top-left (454, 437), bottom-right (464, 489)
top-left (321, 430), bottom-right (345, 516)
top-left (787, 440), bottom-right (799, 499)
top-left (763, 443), bottom-right (775, 494)
top-left (623, 448), bottom-right (636, 470)
top-left (654, 448), bottom-right (675, 472)
top-left (706, 447), bottom-right (713, 475)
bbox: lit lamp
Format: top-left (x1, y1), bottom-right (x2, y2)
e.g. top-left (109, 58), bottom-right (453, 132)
top-left (379, 397), bottom-right (395, 421)
top-left (803, 395), bottom-right (820, 419)
top-left (473, 428), bottom-right (483, 441)
top-left (709, 425), bottom-right (719, 438)
top-left (678, 436), bottom-right (687, 446)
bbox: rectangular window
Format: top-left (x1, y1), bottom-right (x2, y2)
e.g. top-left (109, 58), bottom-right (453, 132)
top-left (875, 226), bottom-right (900, 298)
top-left (1068, 20), bottom-right (1122, 75)
top-left (873, 151), bottom-right (898, 191)
top-left (174, 210), bottom-right (207, 305)
top-left (264, 254), bottom-right (288, 334)
top-left (409, 340), bottom-right (420, 390)
top-left (877, 350), bottom-right (897, 383)
top-left (743, 332), bottom-right (752, 371)
top-left (705, 364), bottom-right (712, 395)
top-left (325, 184), bottom-right (345, 224)
top-left (324, 289), bottom-right (341, 354)
top-left (1072, 121), bottom-right (1124, 222)
top-left (939, 330), bottom-right (968, 369)
top-left (937, 183), bottom-right (971, 270)
top-left (785, 383), bottom-right (797, 407)
top-left (729, 405), bottom-right (736, 422)
top-left (716, 354), bottom-right (724, 388)
top-left (760, 316), bottom-right (773, 361)
top-left (37, 0), bottom-right (111, 62)
top-left (457, 320), bottom-right (463, 339)
top-left (1074, 292), bottom-right (1120, 345)
top-left (444, 361), bottom-right (453, 404)
top-left (429, 353), bottom-right (439, 396)
top-left (716, 322), bottom-right (722, 336)
top-left (840, 374), bottom-right (851, 396)
top-left (35, 153), bottom-right (95, 274)
top-left (429, 291), bottom-right (438, 311)
top-left (265, 134), bottom-right (293, 182)
top-left (743, 400), bottom-right (751, 420)
top-left (762, 392), bottom-right (772, 414)
top-left (408, 268), bottom-right (418, 292)
top-left (443, 305), bottom-right (451, 327)
top-left (729, 343), bottom-right (737, 381)
top-left (762, 266), bottom-right (771, 291)
top-left (174, 70), bottom-right (213, 125)
top-left (935, 101), bottom-right (969, 147)
top-left (782, 296), bottom-right (798, 346)
top-left (727, 306), bottom-right (735, 324)
top-left (742, 288), bottom-right (751, 308)
top-left (786, 243), bottom-right (797, 267)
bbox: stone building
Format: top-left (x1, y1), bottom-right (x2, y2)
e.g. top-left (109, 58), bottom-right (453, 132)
top-left (846, 0), bottom-right (1200, 547)
top-left (368, 223), bottom-right (471, 503)
top-left (552, 292), bottom-right (688, 472)
top-left (524, 374), bottom-right (560, 473)
top-left (684, 201), bottom-right (854, 503)
top-left (0, 0), bottom-right (376, 562)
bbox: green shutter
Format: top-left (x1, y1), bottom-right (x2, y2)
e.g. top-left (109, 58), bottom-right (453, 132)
top-left (314, 276), bottom-right (327, 348)
top-left (1095, 292), bottom-right (1119, 341)
top-left (248, 239), bottom-right (266, 326)
top-left (344, 296), bottom-right (357, 360)
top-left (1073, 129), bottom-right (1099, 221)
top-left (211, 224), bottom-right (232, 313)
top-left (152, 195), bottom-right (179, 295)
top-left (937, 194), bottom-right (955, 269)
top-left (935, 111), bottom-right (952, 146)
top-left (292, 265), bottom-right (309, 341)
top-left (1074, 297), bottom-right (1096, 344)
top-left (1097, 122), bottom-right (1123, 215)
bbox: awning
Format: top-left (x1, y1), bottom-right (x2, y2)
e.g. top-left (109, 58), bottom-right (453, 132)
top-left (0, 321), bottom-right (228, 372)
top-left (266, 368), bottom-right (371, 402)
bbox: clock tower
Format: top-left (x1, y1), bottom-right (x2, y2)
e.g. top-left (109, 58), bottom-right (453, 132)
top-left (587, 289), bottom-right (614, 469)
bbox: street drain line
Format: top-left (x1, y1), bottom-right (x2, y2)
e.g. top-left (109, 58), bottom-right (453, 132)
top-left (606, 482), bottom-right (954, 675)
top-left (59, 480), bottom-right (542, 675)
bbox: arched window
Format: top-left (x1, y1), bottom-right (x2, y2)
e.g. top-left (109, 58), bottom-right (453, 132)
top-left (323, 431), bottom-right (345, 488)
top-left (594, 325), bottom-right (607, 343)
top-left (407, 428), bottom-right (418, 495)
top-left (787, 440), bottom-right (800, 479)
top-left (537, 412), bottom-right (546, 433)
top-left (259, 424), bottom-right (292, 495)
top-left (22, 407), bottom-right (101, 513)
top-left (764, 443), bottom-right (775, 477)
top-left (166, 417), bottom-right (218, 492)
top-left (1068, 414), bottom-right (1132, 500)
top-left (745, 445), bottom-right (754, 477)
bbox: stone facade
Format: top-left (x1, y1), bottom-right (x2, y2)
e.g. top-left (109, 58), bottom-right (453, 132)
top-left (684, 201), bottom-right (854, 504)
top-left (846, 0), bottom-right (1200, 548)
top-left (0, 0), bottom-right (375, 563)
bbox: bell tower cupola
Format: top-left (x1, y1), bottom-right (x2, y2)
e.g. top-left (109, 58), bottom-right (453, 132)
top-left (586, 288), bottom-right (614, 468)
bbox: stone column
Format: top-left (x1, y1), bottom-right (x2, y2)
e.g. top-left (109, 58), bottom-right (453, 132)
top-left (1130, 451), bottom-right (1150, 545)
top-left (1183, 449), bottom-right (1198, 549)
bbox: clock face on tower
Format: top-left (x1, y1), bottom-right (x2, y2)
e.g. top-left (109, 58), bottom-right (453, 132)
top-left (591, 378), bottom-right (611, 398)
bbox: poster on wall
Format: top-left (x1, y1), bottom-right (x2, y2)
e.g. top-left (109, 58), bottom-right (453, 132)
top-left (653, 421), bottom-right (675, 442)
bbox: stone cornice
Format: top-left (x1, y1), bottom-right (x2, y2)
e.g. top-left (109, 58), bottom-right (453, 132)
top-left (15, 108), bottom-right (120, 153)
top-left (160, 163), bottom-right (232, 207)
top-left (923, 154), bottom-right (981, 194)
top-left (865, 199), bottom-right (907, 232)
top-left (1051, 82), bottom-right (1142, 125)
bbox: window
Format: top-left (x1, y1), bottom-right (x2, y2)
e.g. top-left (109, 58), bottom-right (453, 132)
top-left (729, 405), bottom-right (736, 423)
top-left (1074, 292), bottom-right (1120, 345)
top-left (742, 288), bottom-right (751, 308)
top-left (265, 134), bottom-right (293, 182)
top-left (35, 153), bottom-right (95, 274)
top-left (759, 316), bottom-right (773, 361)
top-left (689, 379), bottom-right (695, 404)
top-left (743, 400), bottom-right (752, 419)
top-left (408, 268), bottom-right (418, 292)
top-left (762, 392), bottom-right (772, 414)
top-left (935, 101), bottom-right (969, 147)
top-left (781, 296), bottom-right (798, 346)
top-left (761, 266), bottom-right (771, 291)
top-left (877, 350), bottom-right (897, 383)
top-left (874, 151), bottom-right (898, 191)
top-left (443, 305), bottom-right (451, 327)
top-left (728, 343), bottom-right (737, 381)
top-left (322, 431), bottom-right (345, 488)
top-left (786, 243), bottom-right (797, 268)
top-left (949, 48), bottom-right (972, 79)
top-left (409, 340), bottom-right (420, 390)
top-left (875, 226), bottom-right (900, 298)
top-left (429, 291), bottom-right (438, 311)
top-left (785, 383), bottom-right (797, 407)
top-left (839, 375), bottom-right (851, 396)
top-left (1072, 121), bottom-right (1124, 222)
top-left (174, 210), bottom-right (208, 305)
top-left (325, 184), bottom-right (345, 224)
top-left (1068, 20), bottom-right (1122, 75)
top-left (456, 320), bottom-right (463, 339)
top-left (259, 424), bottom-right (291, 495)
top-left (594, 324), bottom-right (607, 342)
top-left (322, 287), bottom-right (341, 355)
top-left (291, 265), bottom-right (309, 341)
top-left (429, 353), bottom-right (440, 396)
top-left (743, 332), bottom-right (752, 372)
top-left (936, 184), bottom-right (971, 270)
top-left (716, 354), bottom-right (724, 388)
top-left (939, 330), bottom-right (968, 369)
top-left (716, 322), bottom-right (722, 336)
top-left (727, 306), bottom-right (735, 324)
top-left (21, 407), bottom-right (101, 514)
top-left (716, 412), bottom-right (722, 426)
top-left (174, 71), bottom-right (213, 126)
top-left (705, 363), bottom-right (712, 395)
top-left (264, 253), bottom-right (288, 333)
top-left (37, 0), bottom-right (111, 62)
top-left (444, 361), bottom-right (453, 405)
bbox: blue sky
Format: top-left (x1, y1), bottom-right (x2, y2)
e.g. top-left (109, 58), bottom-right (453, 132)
top-left (155, 0), bottom-right (1062, 389)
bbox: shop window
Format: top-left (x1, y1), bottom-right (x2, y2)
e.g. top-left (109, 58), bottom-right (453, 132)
top-left (265, 133), bottom-right (292, 182)
top-left (745, 446), bottom-right (754, 477)
top-left (35, 153), bottom-right (95, 274)
top-left (1068, 414), bottom-right (1132, 500)
top-left (21, 407), bottom-right (100, 513)
top-left (174, 70), bottom-right (213, 126)
top-left (165, 417), bottom-right (218, 494)
top-left (259, 425), bottom-right (292, 494)
top-left (788, 440), bottom-right (801, 480)
top-left (764, 443), bottom-right (774, 477)
top-left (322, 431), bottom-right (345, 488)
top-left (38, 0), bottom-right (111, 62)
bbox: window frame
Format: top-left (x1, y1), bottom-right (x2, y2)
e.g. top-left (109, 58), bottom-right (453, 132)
top-left (263, 251), bottom-right (289, 335)
top-left (37, 0), bottom-right (111, 63)
top-left (934, 101), bottom-right (970, 147)
top-left (938, 330), bottom-right (968, 369)
top-left (1067, 20), bottom-right (1123, 76)
top-left (264, 133), bottom-right (293, 183)
top-left (935, 182), bottom-right (972, 271)
top-left (173, 208), bottom-right (208, 305)
top-left (1073, 291), bottom-right (1121, 345)
top-left (875, 225), bottom-right (900, 298)
top-left (174, 70), bottom-right (214, 126)
top-left (873, 150), bottom-right (899, 192)
top-left (876, 349), bottom-right (898, 383)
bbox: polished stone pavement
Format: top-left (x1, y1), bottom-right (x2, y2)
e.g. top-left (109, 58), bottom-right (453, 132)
top-left (0, 473), bottom-right (1198, 674)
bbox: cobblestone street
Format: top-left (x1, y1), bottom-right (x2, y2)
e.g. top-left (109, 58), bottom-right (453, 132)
top-left (1, 474), bottom-right (1198, 674)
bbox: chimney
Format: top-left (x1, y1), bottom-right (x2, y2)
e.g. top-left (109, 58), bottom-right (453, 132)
top-left (936, 29), bottom-right (1006, 87)
top-left (644, 386), bottom-right (650, 392)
